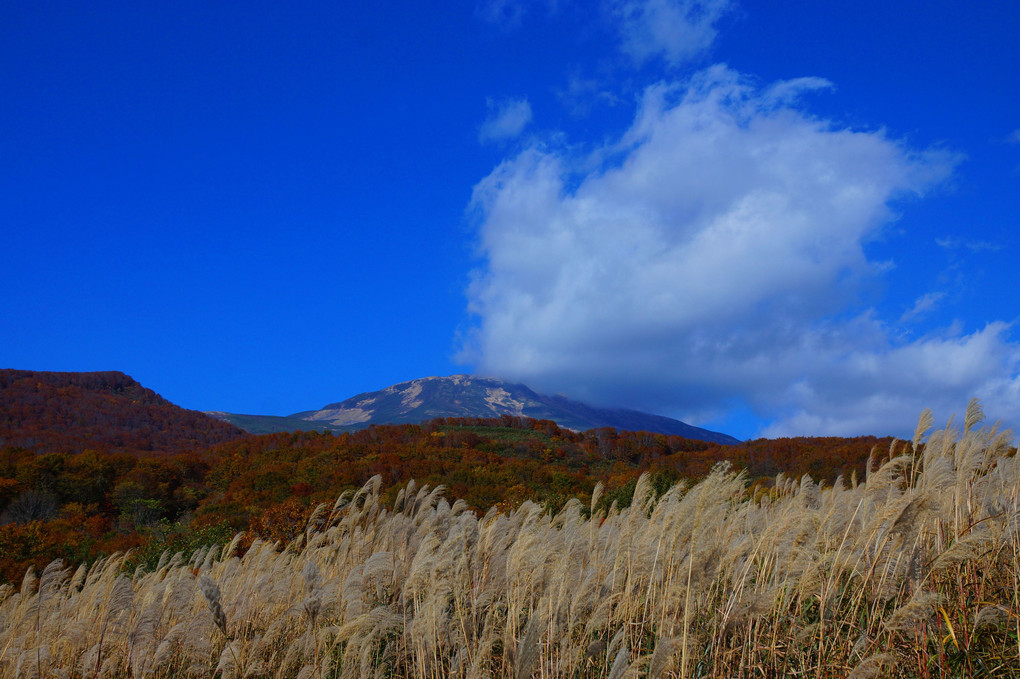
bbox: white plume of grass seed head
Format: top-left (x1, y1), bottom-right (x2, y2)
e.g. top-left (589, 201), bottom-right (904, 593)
top-left (885, 590), bottom-right (939, 631)
top-left (199, 575), bottom-right (228, 636)
top-left (964, 398), bottom-right (985, 434)
top-left (848, 653), bottom-right (898, 679)
top-left (913, 408), bottom-right (934, 452)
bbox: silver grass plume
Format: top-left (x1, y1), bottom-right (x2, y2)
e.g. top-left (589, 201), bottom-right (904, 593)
top-left (631, 472), bottom-right (654, 518)
top-left (647, 637), bottom-right (682, 679)
top-left (302, 560), bottom-right (321, 592)
top-left (15, 645), bottom-right (51, 679)
top-left (848, 653), bottom-right (898, 679)
top-left (20, 566), bottom-right (37, 597)
top-left (888, 494), bottom-right (930, 536)
top-left (301, 561), bottom-right (323, 624)
top-left (467, 633), bottom-right (498, 679)
top-left (913, 408), bottom-right (934, 452)
top-left (199, 575), bottom-right (228, 636)
top-left (221, 532), bottom-right (245, 561)
top-left (591, 481), bottom-right (604, 516)
top-left (974, 604), bottom-right (1008, 632)
top-left (68, 563), bottom-right (87, 593)
top-left (922, 457), bottom-right (954, 492)
top-left (215, 640), bottom-right (241, 679)
top-left (885, 590), bottom-right (939, 631)
top-left (329, 490), bottom-right (353, 524)
top-left (932, 530), bottom-right (993, 572)
top-left (189, 545), bottom-right (208, 570)
top-left (305, 503), bottom-right (330, 538)
top-left (295, 664), bottom-right (320, 679)
top-left (128, 600), bottom-right (162, 679)
top-left (606, 646), bottom-right (630, 679)
top-left (964, 397), bottom-right (984, 434)
top-left (584, 638), bottom-right (606, 660)
top-left (38, 559), bottom-right (68, 600)
top-left (276, 636), bottom-right (306, 679)
top-left (87, 575), bottom-right (135, 679)
top-left (514, 612), bottom-right (545, 679)
top-left (201, 543), bottom-right (218, 571)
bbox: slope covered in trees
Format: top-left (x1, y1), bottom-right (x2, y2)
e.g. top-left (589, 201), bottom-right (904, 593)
top-left (0, 369), bottom-right (244, 455)
top-left (0, 408), bottom-right (892, 583)
top-left (199, 416), bottom-right (889, 534)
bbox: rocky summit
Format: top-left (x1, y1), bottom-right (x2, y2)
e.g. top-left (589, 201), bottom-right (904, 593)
top-left (213, 375), bottom-right (740, 444)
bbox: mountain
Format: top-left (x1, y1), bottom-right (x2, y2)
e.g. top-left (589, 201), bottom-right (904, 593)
top-left (212, 375), bottom-right (741, 444)
top-left (0, 369), bottom-right (245, 455)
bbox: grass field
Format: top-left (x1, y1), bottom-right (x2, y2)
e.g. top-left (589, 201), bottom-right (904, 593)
top-left (2, 403), bottom-right (1019, 677)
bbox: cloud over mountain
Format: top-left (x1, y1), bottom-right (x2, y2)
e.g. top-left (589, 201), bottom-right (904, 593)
top-left (459, 65), bottom-right (1020, 437)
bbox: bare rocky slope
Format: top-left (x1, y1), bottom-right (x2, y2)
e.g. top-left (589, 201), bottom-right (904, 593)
top-left (211, 375), bottom-right (740, 444)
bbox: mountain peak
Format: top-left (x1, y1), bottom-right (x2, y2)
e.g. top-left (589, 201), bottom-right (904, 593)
top-left (218, 375), bottom-right (739, 444)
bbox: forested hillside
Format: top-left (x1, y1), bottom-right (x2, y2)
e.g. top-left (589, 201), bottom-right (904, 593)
top-left (1, 407), bottom-right (890, 583)
top-left (0, 369), bottom-right (244, 455)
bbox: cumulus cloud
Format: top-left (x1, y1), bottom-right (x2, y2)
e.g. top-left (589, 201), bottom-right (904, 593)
top-left (609, 0), bottom-right (731, 67)
top-left (479, 97), bottom-right (534, 143)
top-left (753, 320), bottom-right (1020, 437)
top-left (459, 66), bottom-right (1018, 437)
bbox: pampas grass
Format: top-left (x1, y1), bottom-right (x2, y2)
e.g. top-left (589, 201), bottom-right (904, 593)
top-left (2, 407), bottom-right (1020, 677)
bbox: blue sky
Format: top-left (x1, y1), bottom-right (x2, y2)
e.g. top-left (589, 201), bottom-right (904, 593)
top-left (2, 1), bottom-right (1018, 440)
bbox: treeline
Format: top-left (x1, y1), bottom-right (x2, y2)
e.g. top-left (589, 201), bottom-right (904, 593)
top-left (0, 415), bottom-right (891, 583)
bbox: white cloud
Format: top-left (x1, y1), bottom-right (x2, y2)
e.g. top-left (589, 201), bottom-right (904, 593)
top-left (479, 97), bottom-right (534, 143)
top-left (757, 321), bottom-right (1020, 437)
top-left (459, 66), bottom-right (1015, 438)
top-left (763, 77), bottom-right (834, 105)
top-left (476, 0), bottom-right (728, 65)
top-left (899, 291), bottom-right (944, 323)
top-left (609, 0), bottom-right (731, 67)
top-left (936, 236), bottom-right (1000, 253)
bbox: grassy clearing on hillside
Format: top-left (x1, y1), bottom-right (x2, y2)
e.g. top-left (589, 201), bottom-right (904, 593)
top-left (2, 404), bottom-right (1019, 677)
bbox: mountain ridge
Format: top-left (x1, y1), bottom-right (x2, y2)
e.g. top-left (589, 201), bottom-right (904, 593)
top-left (212, 375), bottom-right (740, 444)
top-left (0, 368), bottom-right (245, 455)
